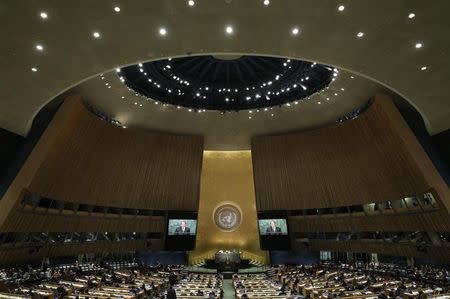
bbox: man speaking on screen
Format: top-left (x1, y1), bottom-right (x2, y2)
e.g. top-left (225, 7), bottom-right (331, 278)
top-left (174, 220), bottom-right (191, 235)
top-left (266, 219), bottom-right (282, 234)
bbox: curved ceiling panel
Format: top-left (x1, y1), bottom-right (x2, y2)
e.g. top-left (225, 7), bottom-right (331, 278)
top-left (0, 0), bottom-right (448, 136)
top-left (120, 55), bottom-right (333, 110)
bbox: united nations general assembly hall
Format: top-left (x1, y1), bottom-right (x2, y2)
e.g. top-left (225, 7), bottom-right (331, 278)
top-left (0, 1), bottom-right (450, 298)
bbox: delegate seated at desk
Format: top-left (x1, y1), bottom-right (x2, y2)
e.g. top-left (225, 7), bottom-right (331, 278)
top-left (266, 220), bottom-right (282, 234)
top-left (174, 220), bottom-right (191, 235)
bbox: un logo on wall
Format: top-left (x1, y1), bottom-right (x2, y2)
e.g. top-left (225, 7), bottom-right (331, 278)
top-left (213, 203), bottom-right (242, 232)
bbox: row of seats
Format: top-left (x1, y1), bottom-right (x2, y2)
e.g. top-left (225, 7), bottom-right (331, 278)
top-left (234, 273), bottom-right (291, 298)
top-left (170, 273), bottom-right (223, 298)
top-left (275, 263), bottom-right (450, 298)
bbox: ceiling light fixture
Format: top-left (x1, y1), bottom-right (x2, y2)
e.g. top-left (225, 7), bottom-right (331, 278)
top-left (408, 13), bottom-right (415, 19)
top-left (225, 25), bottom-right (234, 35)
top-left (39, 12), bottom-right (48, 19)
top-left (415, 42), bottom-right (423, 49)
top-left (31, 67), bottom-right (38, 72)
top-left (338, 5), bottom-right (345, 11)
top-left (356, 32), bottom-right (364, 38)
top-left (420, 66), bottom-right (427, 71)
top-left (114, 6), bottom-right (121, 12)
top-left (188, 0), bottom-right (195, 6)
top-left (263, 0), bottom-right (270, 6)
top-left (159, 27), bottom-right (167, 36)
top-left (92, 31), bottom-right (101, 38)
top-left (35, 44), bottom-right (44, 51)
top-left (291, 27), bottom-right (300, 36)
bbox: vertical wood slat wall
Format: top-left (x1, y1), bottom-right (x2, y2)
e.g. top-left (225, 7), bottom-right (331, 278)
top-left (27, 96), bottom-right (204, 211)
top-left (251, 94), bottom-right (450, 211)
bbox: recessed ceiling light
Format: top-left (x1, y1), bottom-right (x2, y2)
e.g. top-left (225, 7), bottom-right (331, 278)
top-left (225, 25), bottom-right (234, 34)
top-left (356, 32), bottom-right (364, 38)
top-left (31, 67), bottom-right (38, 72)
top-left (159, 27), bottom-right (167, 36)
top-left (263, 0), bottom-right (270, 6)
top-left (92, 31), bottom-right (101, 38)
top-left (318, 101), bottom-right (321, 105)
top-left (408, 13), bottom-right (415, 19)
top-left (338, 5), bottom-right (345, 11)
top-left (420, 66), bottom-right (427, 71)
top-left (39, 12), bottom-right (48, 19)
top-left (350, 76), bottom-right (354, 79)
top-left (415, 42), bottom-right (423, 49)
top-left (188, 0), bottom-right (195, 6)
top-left (114, 6), bottom-right (121, 12)
top-left (291, 27), bottom-right (300, 36)
top-left (35, 44), bottom-right (44, 51)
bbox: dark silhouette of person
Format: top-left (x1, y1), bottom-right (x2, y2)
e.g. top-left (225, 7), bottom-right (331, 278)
top-left (265, 220), bottom-right (282, 234)
top-left (167, 285), bottom-right (177, 299)
top-left (174, 220), bottom-right (191, 235)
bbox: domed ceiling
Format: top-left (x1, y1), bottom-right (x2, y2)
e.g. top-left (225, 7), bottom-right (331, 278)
top-left (65, 56), bottom-right (385, 150)
top-left (0, 0), bottom-right (449, 148)
top-left (119, 55), bottom-right (334, 110)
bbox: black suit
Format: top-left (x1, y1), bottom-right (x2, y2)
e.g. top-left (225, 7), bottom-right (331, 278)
top-left (266, 226), bottom-right (282, 234)
top-left (174, 226), bottom-right (190, 234)
top-left (167, 287), bottom-right (177, 299)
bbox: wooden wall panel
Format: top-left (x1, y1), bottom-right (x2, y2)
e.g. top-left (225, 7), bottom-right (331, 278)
top-left (252, 95), bottom-right (450, 211)
top-left (26, 96), bottom-right (203, 211)
top-left (289, 210), bottom-right (450, 233)
top-left (0, 239), bottom-right (163, 266)
top-left (299, 240), bottom-right (450, 261)
top-left (1, 211), bottom-right (166, 232)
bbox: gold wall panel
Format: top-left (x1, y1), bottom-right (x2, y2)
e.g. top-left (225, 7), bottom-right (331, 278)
top-left (190, 151), bottom-right (267, 264)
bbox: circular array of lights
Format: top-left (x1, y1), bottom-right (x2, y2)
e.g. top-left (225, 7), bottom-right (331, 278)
top-left (118, 55), bottom-right (336, 111)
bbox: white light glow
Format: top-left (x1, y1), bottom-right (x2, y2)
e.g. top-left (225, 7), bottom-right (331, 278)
top-left (291, 27), bottom-right (300, 35)
top-left (114, 6), bottom-right (121, 12)
top-left (338, 5), bottom-right (345, 11)
top-left (159, 27), bottom-right (167, 36)
top-left (92, 31), bottom-right (101, 38)
top-left (225, 25), bottom-right (234, 34)
top-left (40, 12), bottom-right (48, 19)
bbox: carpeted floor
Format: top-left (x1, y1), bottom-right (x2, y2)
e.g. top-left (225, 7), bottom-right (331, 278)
top-left (222, 279), bottom-right (236, 299)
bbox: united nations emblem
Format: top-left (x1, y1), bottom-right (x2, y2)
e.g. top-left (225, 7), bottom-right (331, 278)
top-left (213, 203), bottom-right (242, 232)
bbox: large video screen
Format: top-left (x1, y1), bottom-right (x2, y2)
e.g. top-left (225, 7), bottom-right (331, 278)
top-left (258, 219), bottom-right (288, 235)
top-left (167, 219), bottom-right (197, 236)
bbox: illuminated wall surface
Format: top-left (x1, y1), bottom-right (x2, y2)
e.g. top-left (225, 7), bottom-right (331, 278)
top-left (190, 151), bottom-right (267, 264)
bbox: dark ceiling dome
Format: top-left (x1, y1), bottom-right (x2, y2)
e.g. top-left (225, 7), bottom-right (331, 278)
top-left (119, 55), bottom-right (334, 111)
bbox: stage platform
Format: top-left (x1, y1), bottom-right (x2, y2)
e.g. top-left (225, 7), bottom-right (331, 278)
top-left (186, 265), bottom-right (269, 274)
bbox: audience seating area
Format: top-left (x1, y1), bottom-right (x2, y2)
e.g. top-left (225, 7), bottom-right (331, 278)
top-left (233, 273), bottom-right (291, 298)
top-left (275, 263), bottom-right (450, 299)
top-left (172, 273), bottom-right (223, 298)
top-left (0, 261), bottom-right (449, 298)
top-left (0, 262), bottom-right (179, 299)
